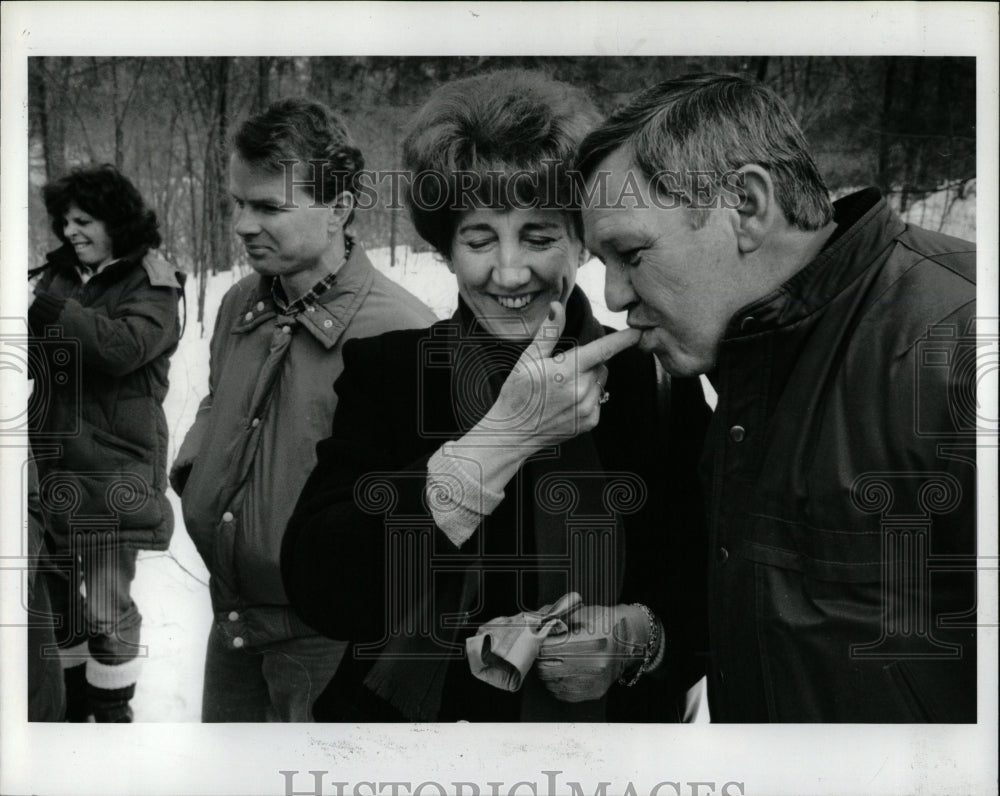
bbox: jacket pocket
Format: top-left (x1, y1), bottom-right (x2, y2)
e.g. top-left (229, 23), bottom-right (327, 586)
top-left (740, 512), bottom-right (906, 721)
top-left (90, 425), bottom-right (150, 461)
top-left (739, 511), bottom-right (975, 722)
top-left (741, 511), bottom-right (887, 582)
top-left (48, 419), bottom-right (162, 534)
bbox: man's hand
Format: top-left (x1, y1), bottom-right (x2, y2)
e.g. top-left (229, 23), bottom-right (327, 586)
top-left (534, 603), bottom-right (650, 703)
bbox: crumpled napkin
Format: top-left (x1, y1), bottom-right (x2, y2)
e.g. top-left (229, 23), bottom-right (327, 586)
top-left (465, 592), bottom-right (583, 692)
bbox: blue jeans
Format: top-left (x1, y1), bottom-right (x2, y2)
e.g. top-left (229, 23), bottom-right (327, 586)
top-left (201, 620), bottom-right (346, 722)
top-left (45, 539), bottom-right (141, 666)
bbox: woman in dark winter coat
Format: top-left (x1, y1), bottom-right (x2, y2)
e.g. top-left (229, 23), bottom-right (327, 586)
top-left (282, 70), bottom-right (710, 722)
top-left (29, 164), bottom-right (184, 722)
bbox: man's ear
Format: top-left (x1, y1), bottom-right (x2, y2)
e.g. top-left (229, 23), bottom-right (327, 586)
top-left (732, 165), bottom-right (776, 254)
top-left (328, 191), bottom-right (355, 235)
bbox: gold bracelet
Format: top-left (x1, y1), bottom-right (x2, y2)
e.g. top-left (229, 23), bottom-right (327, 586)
top-left (619, 602), bottom-right (660, 687)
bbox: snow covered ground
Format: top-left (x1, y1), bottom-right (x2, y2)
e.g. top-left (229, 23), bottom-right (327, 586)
top-left (132, 181), bottom-right (976, 721)
top-left (895, 180), bottom-right (977, 241)
top-left (834, 180), bottom-right (977, 242)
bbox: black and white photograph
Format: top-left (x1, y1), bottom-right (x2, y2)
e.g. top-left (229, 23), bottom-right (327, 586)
top-left (1, 2), bottom-right (997, 795)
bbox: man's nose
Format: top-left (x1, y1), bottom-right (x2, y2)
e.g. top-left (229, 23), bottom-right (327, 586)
top-left (233, 206), bottom-right (260, 237)
top-left (604, 263), bottom-right (637, 313)
top-left (64, 221), bottom-right (79, 238)
top-left (492, 246), bottom-right (531, 290)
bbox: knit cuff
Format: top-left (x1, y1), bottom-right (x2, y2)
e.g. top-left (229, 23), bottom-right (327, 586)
top-left (29, 292), bottom-right (67, 327)
top-left (426, 442), bottom-right (506, 548)
top-left (86, 655), bottom-right (142, 690)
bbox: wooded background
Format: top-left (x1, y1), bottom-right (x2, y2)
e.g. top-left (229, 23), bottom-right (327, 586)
top-left (28, 56), bottom-right (976, 328)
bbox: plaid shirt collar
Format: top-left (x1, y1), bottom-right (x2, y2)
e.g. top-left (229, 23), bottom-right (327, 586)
top-left (270, 235), bottom-right (355, 317)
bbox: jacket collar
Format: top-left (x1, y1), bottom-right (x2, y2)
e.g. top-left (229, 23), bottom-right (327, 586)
top-left (232, 241), bottom-right (376, 350)
top-left (44, 243), bottom-right (183, 289)
top-left (724, 188), bottom-right (904, 338)
top-left (140, 252), bottom-right (184, 289)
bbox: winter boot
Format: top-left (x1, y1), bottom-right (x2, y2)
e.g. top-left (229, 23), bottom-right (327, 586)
top-left (63, 663), bottom-right (92, 722)
top-left (88, 683), bottom-right (135, 723)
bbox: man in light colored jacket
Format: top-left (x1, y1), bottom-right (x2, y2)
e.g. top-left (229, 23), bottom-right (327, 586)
top-left (170, 98), bottom-right (436, 722)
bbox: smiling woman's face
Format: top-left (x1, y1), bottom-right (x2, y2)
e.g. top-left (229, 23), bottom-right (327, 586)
top-left (449, 208), bottom-right (583, 339)
top-left (62, 203), bottom-right (114, 269)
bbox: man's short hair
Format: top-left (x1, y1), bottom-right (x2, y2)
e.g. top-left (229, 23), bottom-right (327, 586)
top-left (233, 97), bottom-right (363, 224)
top-left (576, 73), bottom-right (834, 230)
top-left (402, 68), bottom-right (601, 257)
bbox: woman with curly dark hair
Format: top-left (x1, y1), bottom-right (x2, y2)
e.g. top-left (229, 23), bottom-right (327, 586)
top-left (29, 164), bottom-right (185, 722)
top-left (41, 163), bottom-right (163, 267)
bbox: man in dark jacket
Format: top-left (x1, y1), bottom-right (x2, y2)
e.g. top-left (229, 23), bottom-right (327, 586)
top-left (577, 73), bottom-right (977, 722)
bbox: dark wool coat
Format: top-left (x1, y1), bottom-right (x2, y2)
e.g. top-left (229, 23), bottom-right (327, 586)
top-left (282, 295), bottom-right (712, 722)
top-left (29, 244), bottom-right (184, 551)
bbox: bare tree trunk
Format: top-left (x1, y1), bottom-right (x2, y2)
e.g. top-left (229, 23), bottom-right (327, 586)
top-left (111, 59), bottom-right (124, 169)
top-left (754, 56), bottom-right (769, 82)
top-left (389, 125), bottom-right (397, 267)
top-left (45, 58), bottom-right (96, 164)
top-left (389, 208), bottom-right (398, 267)
top-left (205, 57), bottom-right (232, 278)
top-left (151, 111), bottom-right (179, 262)
top-left (198, 256), bottom-right (209, 338)
top-left (899, 58), bottom-right (926, 214)
top-left (109, 58), bottom-right (146, 172)
top-left (257, 57), bottom-right (270, 111)
top-left (182, 125), bottom-right (206, 333)
top-left (38, 58), bottom-right (67, 180)
top-left (876, 58), bottom-right (897, 196)
top-left (173, 56), bottom-right (233, 331)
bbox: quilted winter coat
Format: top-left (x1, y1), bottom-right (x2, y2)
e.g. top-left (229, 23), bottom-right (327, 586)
top-left (29, 243), bottom-right (184, 551)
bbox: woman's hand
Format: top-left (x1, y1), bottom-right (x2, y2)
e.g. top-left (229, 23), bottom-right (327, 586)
top-left (449, 302), bottom-right (640, 495)
top-left (534, 603), bottom-right (651, 702)
top-left (490, 300), bottom-right (638, 449)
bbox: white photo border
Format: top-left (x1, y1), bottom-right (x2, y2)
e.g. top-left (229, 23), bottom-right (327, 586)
top-left (2, 3), bottom-right (997, 795)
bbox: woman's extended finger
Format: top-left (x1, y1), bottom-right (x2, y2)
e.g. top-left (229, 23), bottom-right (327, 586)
top-left (575, 328), bottom-right (641, 372)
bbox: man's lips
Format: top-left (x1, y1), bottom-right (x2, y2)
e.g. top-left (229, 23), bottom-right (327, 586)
top-left (627, 318), bottom-right (657, 332)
